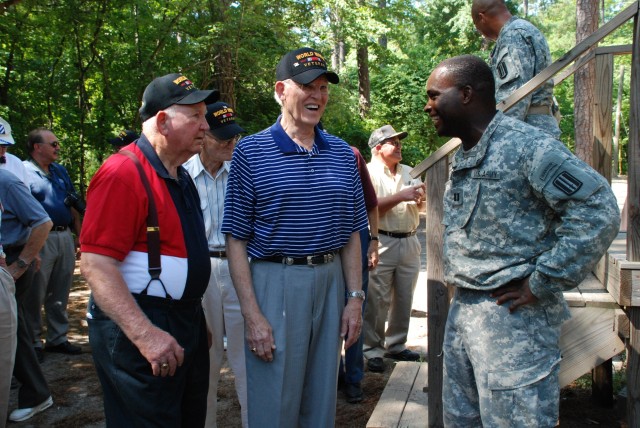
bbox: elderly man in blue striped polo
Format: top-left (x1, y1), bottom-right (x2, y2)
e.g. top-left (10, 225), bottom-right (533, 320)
top-left (222, 47), bottom-right (368, 427)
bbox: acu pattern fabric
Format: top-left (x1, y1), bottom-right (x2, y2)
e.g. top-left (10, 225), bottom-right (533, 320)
top-left (442, 111), bottom-right (620, 426)
top-left (490, 16), bottom-right (560, 137)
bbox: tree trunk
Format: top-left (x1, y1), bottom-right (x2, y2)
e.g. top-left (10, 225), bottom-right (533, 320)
top-left (574, 0), bottom-right (598, 164)
top-left (209, 0), bottom-right (236, 107)
top-left (378, 0), bottom-right (387, 48)
top-left (357, 44), bottom-right (370, 118)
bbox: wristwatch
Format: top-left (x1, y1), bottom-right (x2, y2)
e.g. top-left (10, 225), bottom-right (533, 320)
top-left (370, 236), bottom-right (379, 241)
top-left (347, 290), bottom-right (366, 300)
top-left (16, 258), bottom-right (29, 269)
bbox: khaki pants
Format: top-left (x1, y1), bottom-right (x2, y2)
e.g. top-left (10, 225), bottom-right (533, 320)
top-left (0, 268), bottom-right (17, 428)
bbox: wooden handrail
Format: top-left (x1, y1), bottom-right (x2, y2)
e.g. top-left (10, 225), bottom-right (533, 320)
top-left (411, 1), bottom-right (639, 179)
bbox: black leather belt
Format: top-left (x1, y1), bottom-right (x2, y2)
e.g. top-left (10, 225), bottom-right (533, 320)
top-left (52, 225), bottom-right (68, 231)
top-left (259, 251), bottom-right (338, 266)
top-left (209, 250), bottom-right (227, 258)
top-left (379, 229), bottom-right (416, 239)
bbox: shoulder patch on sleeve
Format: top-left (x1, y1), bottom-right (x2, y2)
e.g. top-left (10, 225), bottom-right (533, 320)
top-left (552, 171), bottom-right (582, 195)
top-left (532, 150), bottom-right (603, 201)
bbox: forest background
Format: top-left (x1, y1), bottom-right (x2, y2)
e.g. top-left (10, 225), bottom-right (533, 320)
top-left (0, 0), bottom-right (636, 194)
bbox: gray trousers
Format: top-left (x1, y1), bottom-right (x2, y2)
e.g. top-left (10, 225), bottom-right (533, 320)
top-left (363, 234), bottom-right (420, 358)
top-left (25, 229), bottom-right (75, 347)
top-left (0, 268), bottom-right (17, 428)
top-left (443, 287), bottom-right (561, 427)
top-left (247, 257), bottom-right (344, 428)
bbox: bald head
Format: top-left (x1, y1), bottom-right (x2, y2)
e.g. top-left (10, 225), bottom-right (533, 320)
top-left (471, 0), bottom-right (511, 40)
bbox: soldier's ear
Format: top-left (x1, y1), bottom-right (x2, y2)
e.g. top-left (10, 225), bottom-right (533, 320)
top-left (461, 85), bottom-right (473, 105)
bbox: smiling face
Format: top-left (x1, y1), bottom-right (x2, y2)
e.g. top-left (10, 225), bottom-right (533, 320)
top-left (424, 67), bottom-right (463, 139)
top-left (376, 136), bottom-right (403, 168)
top-left (277, 76), bottom-right (329, 130)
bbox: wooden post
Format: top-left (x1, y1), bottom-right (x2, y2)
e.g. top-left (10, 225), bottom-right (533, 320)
top-left (591, 51), bottom-right (616, 404)
top-left (613, 65), bottom-right (625, 177)
top-left (425, 155), bottom-right (449, 427)
top-left (627, 8), bottom-right (640, 427)
top-left (593, 53), bottom-right (614, 182)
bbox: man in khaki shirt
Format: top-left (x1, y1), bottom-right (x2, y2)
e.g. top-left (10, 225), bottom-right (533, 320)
top-left (363, 125), bottom-right (425, 373)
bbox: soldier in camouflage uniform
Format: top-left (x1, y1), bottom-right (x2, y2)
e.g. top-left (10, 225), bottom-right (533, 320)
top-left (472, 0), bottom-right (560, 137)
top-left (424, 55), bottom-right (620, 427)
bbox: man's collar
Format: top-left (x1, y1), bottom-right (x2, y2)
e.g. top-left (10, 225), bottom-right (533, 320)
top-left (270, 115), bottom-right (330, 154)
top-left (184, 154), bottom-right (230, 180)
top-left (136, 134), bottom-right (175, 180)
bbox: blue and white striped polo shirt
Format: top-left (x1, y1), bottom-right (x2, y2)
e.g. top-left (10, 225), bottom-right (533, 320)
top-left (222, 117), bottom-right (368, 258)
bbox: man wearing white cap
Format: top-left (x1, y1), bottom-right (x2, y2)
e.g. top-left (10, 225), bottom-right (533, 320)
top-left (363, 124), bottom-right (425, 373)
top-left (0, 116), bottom-right (28, 183)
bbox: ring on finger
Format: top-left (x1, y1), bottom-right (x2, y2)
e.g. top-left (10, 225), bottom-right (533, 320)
top-left (161, 362), bottom-right (169, 369)
top-left (251, 347), bottom-right (257, 353)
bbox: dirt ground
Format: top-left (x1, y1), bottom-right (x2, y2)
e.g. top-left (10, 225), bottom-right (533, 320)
top-left (7, 265), bottom-right (630, 427)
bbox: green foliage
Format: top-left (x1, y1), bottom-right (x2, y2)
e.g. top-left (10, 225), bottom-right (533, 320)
top-left (0, 0), bottom-right (636, 190)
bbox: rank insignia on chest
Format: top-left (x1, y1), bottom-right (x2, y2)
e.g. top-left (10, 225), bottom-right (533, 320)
top-left (497, 60), bottom-right (508, 80)
top-left (450, 188), bottom-right (463, 206)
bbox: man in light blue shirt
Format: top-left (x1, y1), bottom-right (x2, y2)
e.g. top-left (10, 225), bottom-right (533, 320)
top-left (184, 101), bottom-right (248, 428)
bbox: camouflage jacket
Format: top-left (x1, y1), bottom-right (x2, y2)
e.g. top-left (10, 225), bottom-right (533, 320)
top-left (443, 112), bottom-right (620, 321)
top-left (490, 16), bottom-right (559, 136)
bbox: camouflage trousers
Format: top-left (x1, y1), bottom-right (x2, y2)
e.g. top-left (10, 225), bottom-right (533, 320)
top-left (443, 287), bottom-right (561, 427)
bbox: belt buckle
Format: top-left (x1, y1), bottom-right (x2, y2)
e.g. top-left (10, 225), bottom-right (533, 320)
top-left (284, 257), bottom-right (295, 266)
top-left (306, 255), bottom-right (316, 266)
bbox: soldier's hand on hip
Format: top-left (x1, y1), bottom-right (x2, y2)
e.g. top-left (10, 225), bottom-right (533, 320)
top-left (491, 276), bottom-right (539, 313)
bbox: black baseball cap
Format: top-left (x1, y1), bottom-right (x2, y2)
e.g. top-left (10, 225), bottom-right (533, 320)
top-left (139, 73), bottom-right (220, 121)
top-left (205, 102), bottom-right (246, 140)
top-left (276, 47), bottom-right (339, 85)
top-left (109, 130), bottom-right (139, 147)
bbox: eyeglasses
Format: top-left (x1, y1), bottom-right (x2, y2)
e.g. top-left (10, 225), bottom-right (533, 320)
top-left (207, 133), bottom-right (239, 145)
top-left (290, 81), bottom-right (329, 95)
top-left (39, 141), bottom-right (60, 148)
top-left (383, 139), bottom-right (402, 148)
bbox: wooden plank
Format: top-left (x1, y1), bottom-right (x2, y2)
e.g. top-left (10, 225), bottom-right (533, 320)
top-left (398, 363), bottom-right (429, 427)
top-left (578, 272), bottom-right (609, 291)
top-left (593, 53), bottom-right (614, 181)
top-left (425, 156), bottom-right (449, 427)
top-left (366, 362), bottom-right (419, 428)
top-left (410, 138), bottom-right (458, 179)
top-left (564, 292), bottom-right (586, 307)
top-left (559, 306), bottom-right (625, 387)
top-left (607, 262), bottom-right (640, 306)
top-left (556, 46), bottom-right (632, 86)
top-left (595, 44), bottom-right (633, 55)
top-left (628, 307), bottom-right (640, 424)
top-left (555, 50), bottom-right (595, 85)
top-left (615, 308), bottom-right (630, 339)
top-left (592, 359), bottom-right (615, 406)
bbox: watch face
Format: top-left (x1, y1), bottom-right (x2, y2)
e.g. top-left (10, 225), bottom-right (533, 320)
top-left (17, 259), bottom-right (28, 268)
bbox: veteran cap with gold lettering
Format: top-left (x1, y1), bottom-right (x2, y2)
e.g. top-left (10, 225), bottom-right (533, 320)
top-left (206, 102), bottom-right (246, 140)
top-left (139, 73), bottom-right (220, 121)
top-left (276, 47), bottom-right (339, 85)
